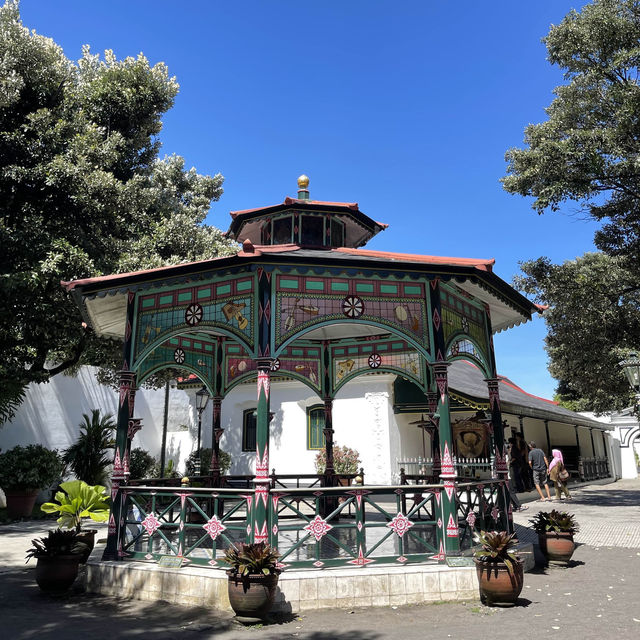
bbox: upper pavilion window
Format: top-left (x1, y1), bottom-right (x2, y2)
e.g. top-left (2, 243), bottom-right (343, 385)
top-left (330, 218), bottom-right (345, 247)
top-left (300, 215), bottom-right (324, 246)
top-left (273, 216), bottom-right (293, 244)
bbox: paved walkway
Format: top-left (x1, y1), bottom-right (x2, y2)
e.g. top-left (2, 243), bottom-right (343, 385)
top-left (1, 479), bottom-right (639, 639)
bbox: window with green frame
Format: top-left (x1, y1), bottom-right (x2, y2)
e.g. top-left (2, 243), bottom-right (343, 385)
top-left (242, 408), bottom-right (257, 451)
top-left (307, 405), bottom-right (326, 450)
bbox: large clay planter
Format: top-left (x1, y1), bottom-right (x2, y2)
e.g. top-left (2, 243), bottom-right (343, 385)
top-left (75, 529), bottom-right (97, 563)
top-left (35, 555), bottom-right (82, 593)
top-left (475, 559), bottom-right (524, 605)
top-left (4, 488), bottom-right (39, 519)
top-left (227, 572), bottom-right (279, 623)
top-left (539, 531), bottom-right (576, 563)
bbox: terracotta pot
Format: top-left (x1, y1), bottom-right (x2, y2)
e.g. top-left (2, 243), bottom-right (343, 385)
top-left (227, 572), bottom-right (279, 623)
top-left (4, 488), bottom-right (40, 519)
top-left (76, 529), bottom-right (97, 563)
top-left (539, 531), bottom-right (576, 563)
top-left (475, 559), bottom-right (524, 605)
top-left (35, 555), bottom-right (82, 593)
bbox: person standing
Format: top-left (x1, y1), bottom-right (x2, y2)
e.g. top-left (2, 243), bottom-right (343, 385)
top-left (506, 438), bottom-right (528, 511)
top-left (528, 441), bottom-right (552, 502)
top-left (515, 432), bottom-right (533, 491)
top-left (508, 437), bottom-right (525, 493)
top-left (549, 449), bottom-right (572, 501)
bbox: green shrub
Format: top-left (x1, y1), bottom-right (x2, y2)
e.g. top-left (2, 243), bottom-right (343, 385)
top-left (185, 448), bottom-right (231, 476)
top-left (0, 444), bottom-right (63, 490)
top-left (129, 448), bottom-right (156, 480)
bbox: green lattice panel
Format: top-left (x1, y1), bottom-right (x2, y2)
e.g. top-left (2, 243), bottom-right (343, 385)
top-left (134, 279), bottom-right (255, 360)
top-left (137, 335), bottom-right (215, 385)
top-left (440, 288), bottom-right (489, 362)
top-left (275, 275), bottom-right (428, 350)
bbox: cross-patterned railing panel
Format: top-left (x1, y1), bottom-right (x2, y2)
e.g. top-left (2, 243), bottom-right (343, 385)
top-left (119, 486), bottom-right (251, 567)
top-left (268, 485), bottom-right (442, 569)
top-left (455, 480), bottom-right (511, 549)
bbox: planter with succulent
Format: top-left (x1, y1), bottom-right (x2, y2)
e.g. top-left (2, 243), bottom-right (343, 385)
top-left (224, 542), bottom-right (281, 623)
top-left (0, 445), bottom-right (64, 518)
top-left (529, 510), bottom-right (579, 563)
top-left (473, 530), bottom-right (524, 605)
top-left (25, 528), bottom-right (88, 592)
top-left (40, 480), bottom-right (110, 562)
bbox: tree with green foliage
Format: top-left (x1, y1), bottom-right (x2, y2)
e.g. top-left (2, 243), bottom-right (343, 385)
top-left (504, 0), bottom-right (640, 411)
top-left (0, 2), bottom-right (236, 422)
top-left (515, 253), bottom-right (640, 413)
top-left (503, 0), bottom-right (640, 264)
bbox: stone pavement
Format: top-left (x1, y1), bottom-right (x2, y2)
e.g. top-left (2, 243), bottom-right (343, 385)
top-left (1, 479), bottom-right (639, 639)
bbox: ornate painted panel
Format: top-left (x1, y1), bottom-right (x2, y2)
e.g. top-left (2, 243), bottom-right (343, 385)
top-left (136, 335), bottom-right (216, 388)
top-left (330, 338), bottom-right (424, 393)
top-left (440, 287), bottom-right (489, 363)
top-left (274, 274), bottom-right (429, 350)
top-left (133, 276), bottom-right (256, 363)
top-left (223, 341), bottom-right (322, 395)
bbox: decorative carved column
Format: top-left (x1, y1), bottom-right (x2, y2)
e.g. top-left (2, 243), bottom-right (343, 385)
top-left (252, 360), bottom-right (272, 543)
top-left (209, 396), bottom-right (223, 483)
top-left (427, 391), bottom-right (440, 475)
top-left (365, 391), bottom-right (389, 484)
top-left (485, 378), bottom-right (507, 480)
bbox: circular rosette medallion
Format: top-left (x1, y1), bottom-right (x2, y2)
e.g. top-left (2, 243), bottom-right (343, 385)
top-left (461, 316), bottom-right (469, 333)
top-left (184, 303), bottom-right (204, 326)
top-left (368, 353), bottom-right (382, 369)
top-left (174, 348), bottom-right (186, 364)
top-left (342, 295), bottom-right (364, 319)
top-left (270, 358), bottom-right (281, 372)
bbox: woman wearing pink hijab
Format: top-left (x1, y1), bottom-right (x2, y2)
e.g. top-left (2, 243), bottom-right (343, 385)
top-left (549, 449), bottom-right (572, 500)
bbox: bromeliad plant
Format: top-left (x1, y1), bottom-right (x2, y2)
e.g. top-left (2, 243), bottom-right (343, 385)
top-left (224, 542), bottom-right (280, 577)
top-left (25, 528), bottom-right (88, 562)
top-left (473, 530), bottom-right (521, 577)
top-left (529, 510), bottom-right (579, 535)
top-left (40, 480), bottom-right (110, 533)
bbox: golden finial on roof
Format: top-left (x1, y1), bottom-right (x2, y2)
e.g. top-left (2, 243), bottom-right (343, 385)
top-left (297, 174), bottom-right (309, 188)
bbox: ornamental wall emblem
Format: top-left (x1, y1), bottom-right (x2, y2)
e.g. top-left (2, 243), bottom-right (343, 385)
top-left (368, 353), bottom-right (382, 369)
top-left (342, 295), bottom-right (364, 318)
top-left (270, 358), bottom-right (281, 371)
top-left (303, 515), bottom-right (333, 541)
top-left (185, 303), bottom-right (204, 326)
top-left (203, 515), bottom-right (226, 540)
top-left (174, 348), bottom-right (186, 364)
top-left (387, 512), bottom-right (414, 537)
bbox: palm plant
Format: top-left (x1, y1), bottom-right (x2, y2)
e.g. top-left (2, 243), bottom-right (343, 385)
top-left (63, 410), bottom-right (115, 485)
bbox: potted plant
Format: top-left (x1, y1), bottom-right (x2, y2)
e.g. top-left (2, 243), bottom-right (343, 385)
top-left (315, 444), bottom-right (361, 484)
top-left (529, 509), bottom-right (579, 563)
top-left (0, 445), bottom-right (64, 518)
top-left (224, 542), bottom-right (281, 623)
top-left (40, 480), bottom-right (110, 561)
top-left (25, 528), bottom-right (88, 593)
top-left (473, 530), bottom-right (524, 605)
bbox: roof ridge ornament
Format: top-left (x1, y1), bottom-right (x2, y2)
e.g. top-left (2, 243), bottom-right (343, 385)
top-left (297, 174), bottom-right (310, 201)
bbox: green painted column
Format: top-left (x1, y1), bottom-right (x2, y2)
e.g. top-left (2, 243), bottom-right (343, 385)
top-left (252, 360), bottom-right (272, 543)
top-left (103, 294), bottom-right (137, 560)
top-left (434, 362), bottom-right (460, 557)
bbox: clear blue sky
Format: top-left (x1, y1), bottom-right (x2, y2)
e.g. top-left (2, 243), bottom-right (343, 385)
top-left (19, 0), bottom-right (600, 400)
